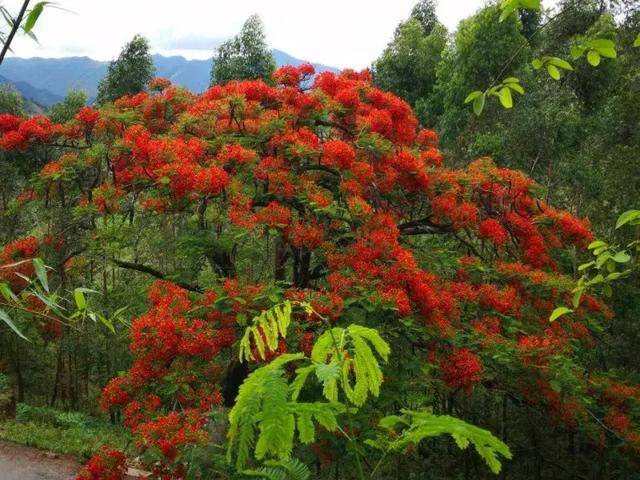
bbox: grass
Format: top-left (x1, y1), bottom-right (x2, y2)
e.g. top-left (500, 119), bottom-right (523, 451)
top-left (0, 403), bottom-right (131, 460)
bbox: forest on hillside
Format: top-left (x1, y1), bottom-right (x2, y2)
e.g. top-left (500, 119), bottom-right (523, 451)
top-left (0, 0), bottom-right (639, 479)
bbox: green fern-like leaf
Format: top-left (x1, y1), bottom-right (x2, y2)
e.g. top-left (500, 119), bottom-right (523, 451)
top-left (255, 369), bottom-right (296, 462)
top-left (239, 301), bottom-right (300, 362)
top-left (228, 352), bottom-right (346, 470)
top-left (375, 410), bottom-right (512, 474)
top-left (227, 353), bottom-right (304, 469)
top-left (311, 324), bottom-right (390, 406)
top-left (242, 458), bottom-right (311, 480)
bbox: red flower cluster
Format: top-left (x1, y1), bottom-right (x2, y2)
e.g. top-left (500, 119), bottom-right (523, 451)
top-left (0, 236), bottom-right (39, 292)
top-left (441, 349), bottom-right (483, 391)
top-left (0, 67), bottom-right (629, 474)
top-left (76, 446), bottom-right (126, 480)
top-left (98, 281), bottom-right (227, 474)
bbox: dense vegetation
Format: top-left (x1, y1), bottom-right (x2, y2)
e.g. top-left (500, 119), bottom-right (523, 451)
top-left (0, 1), bottom-right (639, 479)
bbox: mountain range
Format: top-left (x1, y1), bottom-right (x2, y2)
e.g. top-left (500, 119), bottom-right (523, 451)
top-left (0, 49), bottom-right (339, 108)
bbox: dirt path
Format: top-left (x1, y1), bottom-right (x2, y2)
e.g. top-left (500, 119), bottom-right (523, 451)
top-left (0, 440), bottom-right (80, 480)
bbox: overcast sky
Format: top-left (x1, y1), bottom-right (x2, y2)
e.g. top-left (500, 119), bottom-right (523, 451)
top-left (4, 0), bottom-right (498, 68)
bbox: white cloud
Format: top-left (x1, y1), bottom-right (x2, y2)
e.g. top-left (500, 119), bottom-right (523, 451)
top-left (2, 0), bottom-right (508, 68)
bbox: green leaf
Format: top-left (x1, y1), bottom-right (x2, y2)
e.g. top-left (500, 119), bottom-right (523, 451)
top-left (546, 64), bottom-right (561, 80)
top-left (32, 258), bottom-right (49, 293)
top-left (378, 410), bottom-right (512, 474)
top-left (550, 307), bottom-right (572, 322)
top-left (572, 289), bottom-right (584, 309)
top-left (73, 288), bottom-right (86, 310)
top-left (531, 58), bottom-right (543, 69)
top-left (615, 209), bottom-right (640, 229)
top-left (570, 45), bottom-right (585, 59)
top-left (23, 2), bottom-right (49, 33)
top-left (0, 308), bottom-right (29, 341)
top-left (464, 90), bottom-right (483, 104)
top-left (519, 0), bottom-right (541, 8)
top-left (546, 57), bottom-right (573, 70)
top-left (634, 34), bottom-right (640, 47)
top-left (606, 271), bottom-right (626, 281)
top-left (497, 87), bottom-right (513, 108)
top-left (578, 261), bottom-right (595, 271)
top-left (588, 240), bottom-right (607, 250)
top-left (0, 282), bottom-right (18, 302)
top-left (472, 93), bottom-right (485, 116)
top-left (587, 38), bottom-right (615, 50)
top-left (587, 50), bottom-right (601, 66)
top-left (507, 82), bottom-right (524, 94)
top-left (499, 4), bottom-right (517, 22)
top-left (597, 47), bottom-right (617, 59)
top-left (612, 251), bottom-right (631, 263)
top-left (503, 77), bottom-right (520, 84)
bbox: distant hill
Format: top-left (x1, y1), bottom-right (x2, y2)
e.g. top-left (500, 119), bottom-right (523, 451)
top-left (0, 74), bottom-right (59, 113)
top-left (0, 50), bottom-right (339, 107)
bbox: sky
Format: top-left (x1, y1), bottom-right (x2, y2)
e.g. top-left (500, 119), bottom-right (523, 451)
top-left (3, 0), bottom-right (497, 69)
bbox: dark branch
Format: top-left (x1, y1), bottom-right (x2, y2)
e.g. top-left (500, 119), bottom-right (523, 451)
top-left (111, 259), bottom-right (203, 293)
top-left (397, 217), bottom-right (450, 236)
top-left (313, 119), bottom-right (353, 136)
top-left (0, 0), bottom-right (30, 66)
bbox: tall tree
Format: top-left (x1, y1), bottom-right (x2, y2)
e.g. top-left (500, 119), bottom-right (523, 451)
top-left (410, 0), bottom-right (439, 35)
top-left (372, 17), bottom-right (447, 112)
top-left (96, 34), bottom-right (155, 105)
top-left (210, 15), bottom-right (276, 85)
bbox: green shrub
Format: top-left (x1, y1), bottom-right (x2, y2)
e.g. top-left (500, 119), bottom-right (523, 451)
top-left (1, 403), bottom-right (131, 459)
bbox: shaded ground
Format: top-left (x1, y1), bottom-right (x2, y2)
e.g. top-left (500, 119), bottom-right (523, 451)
top-left (0, 440), bottom-right (79, 480)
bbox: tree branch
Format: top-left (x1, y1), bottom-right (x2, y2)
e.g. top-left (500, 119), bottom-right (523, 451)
top-left (0, 0), bottom-right (30, 66)
top-left (111, 259), bottom-right (203, 293)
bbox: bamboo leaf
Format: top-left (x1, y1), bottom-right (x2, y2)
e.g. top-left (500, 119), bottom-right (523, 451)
top-left (0, 308), bottom-right (29, 341)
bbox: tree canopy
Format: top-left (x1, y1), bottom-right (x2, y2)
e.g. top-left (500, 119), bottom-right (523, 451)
top-left (96, 34), bottom-right (155, 105)
top-left (210, 15), bottom-right (276, 85)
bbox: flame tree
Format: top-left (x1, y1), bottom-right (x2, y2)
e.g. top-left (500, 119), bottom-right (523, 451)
top-left (0, 65), bottom-right (638, 478)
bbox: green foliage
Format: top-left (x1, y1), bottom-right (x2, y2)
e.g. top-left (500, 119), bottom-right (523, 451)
top-left (226, 352), bottom-right (346, 470)
top-left (370, 410), bottom-right (512, 474)
top-left (0, 373), bottom-right (11, 415)
top-left (0, 258), bottom-right (120, 339)
top-left (311, 324), bottom-right (390, 406)
top-left (549, 306), bottom-right (573, 322)
top-left (571, 38), bottom-right (617, 66)
top-left (96, 34), bottom-right (155, 105)
top-left (49, 90), bottom-right (88, 123)
top-left (531, 56), bottom-right (574, 80)
top-left (431, 5), bottom-right (529, 132)
top-left (550, 209), bottom-right (639, 321)
top-left (242, 458), bottom-right (310, 480)
top-left (571, 210), bottom-right (637, 308)
top-left (239, 301), bottom-right (306, 362)
top-left (0, 1), bottom-right (52, 59)
top-left (465, 77), bottom-right (524, 115)
top-left (616, 209), bottom-right (640, 229)
top-left (373, 18), bottom-right (447, 107)
top-left (0, 85), bottom-right (24, 115)
top-left (0, 404), bottom-right (130, 459)
top-left (211, 15), bottom-right (276, 85)
top-left (229, 315), bottom-right (509, 477)
top-left (409, 0), bottom-right (439, 35)
top-left (499, 0), bottom-right (541, 23)
top-left (0, 258), bottom-right (54, 340)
